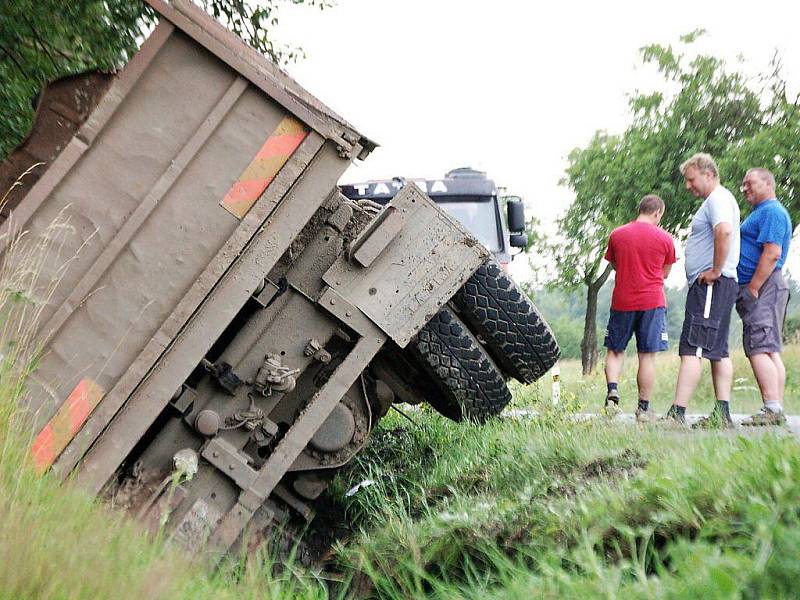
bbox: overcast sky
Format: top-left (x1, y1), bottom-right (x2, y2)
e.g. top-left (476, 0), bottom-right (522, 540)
top-left (275, 0), bottom-right (800, 285)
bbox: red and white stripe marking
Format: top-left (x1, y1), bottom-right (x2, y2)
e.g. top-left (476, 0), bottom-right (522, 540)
top-left (31, 378), bottom-right (105, 474)
top-left (220, 116), bottom-right (308, 219)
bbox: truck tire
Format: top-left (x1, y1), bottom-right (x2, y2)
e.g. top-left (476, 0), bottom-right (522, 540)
top-left (453, 258), bottom-right (560, 384)
top-left (409, 306), bottom-right (512, 422)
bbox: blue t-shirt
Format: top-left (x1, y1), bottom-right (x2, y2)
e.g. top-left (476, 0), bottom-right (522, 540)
top-left (737, 198), bottom-right (793, 284)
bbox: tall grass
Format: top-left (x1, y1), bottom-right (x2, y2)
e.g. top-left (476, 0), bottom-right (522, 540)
top-left (0, 199), bottom-right (185, 598)
top-left (332, 412), bottom-right (800, 599)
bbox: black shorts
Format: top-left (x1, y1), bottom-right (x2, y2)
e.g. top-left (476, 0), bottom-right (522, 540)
top-left (678, 276), bottom-right (738, 360)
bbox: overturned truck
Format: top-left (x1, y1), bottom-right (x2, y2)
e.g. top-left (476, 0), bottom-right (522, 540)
top-left (1, 0), bottom-right (559, 561)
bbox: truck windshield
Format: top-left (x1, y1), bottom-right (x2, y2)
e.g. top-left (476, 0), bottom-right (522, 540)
top-left (437, 196), bottom-right (502, 253)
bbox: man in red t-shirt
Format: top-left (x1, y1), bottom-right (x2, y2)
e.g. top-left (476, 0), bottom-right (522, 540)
top-left (603, 194), bottom-right (676, 422)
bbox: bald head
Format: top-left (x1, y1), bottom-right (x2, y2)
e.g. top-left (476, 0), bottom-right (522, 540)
top-left (745, 167), bottom-right (775, 188)
top-left (742, 168), bottom-right (776, 206)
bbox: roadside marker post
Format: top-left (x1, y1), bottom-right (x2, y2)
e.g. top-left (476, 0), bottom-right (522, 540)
top-left (552, 364), bottom-right (560, 405)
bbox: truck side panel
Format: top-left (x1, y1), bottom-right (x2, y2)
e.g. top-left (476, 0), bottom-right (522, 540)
top-left (22, 29), bottom-right (305, 436)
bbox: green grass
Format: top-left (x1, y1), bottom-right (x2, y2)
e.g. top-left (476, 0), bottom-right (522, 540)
top-left (328, 411), bottom-right (800, 599)
top-left (513, 345), bottom-right (800, 416)
top-left (2, 321), bottom-right (798, 599)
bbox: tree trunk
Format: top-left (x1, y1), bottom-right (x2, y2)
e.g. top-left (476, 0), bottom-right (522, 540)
top-left (581, 286), bottom-right (600, 375)
top-left (580, 263), bottom-right (614, 376)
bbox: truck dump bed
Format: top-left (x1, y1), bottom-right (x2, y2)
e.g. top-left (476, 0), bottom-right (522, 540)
top-left (2, 0), bottom-right (491, 560)
top-left (3, 0), bottom-right (358, 487)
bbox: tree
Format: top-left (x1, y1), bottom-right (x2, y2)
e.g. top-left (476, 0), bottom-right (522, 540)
top-left (551, 132), bottom-right (619, 374)
top-left (719, 55), bottom-right (800, 223)
top-left (552, 31), bottom-right (799, 375)
top-left (0, 0), bottom-right (328, 160)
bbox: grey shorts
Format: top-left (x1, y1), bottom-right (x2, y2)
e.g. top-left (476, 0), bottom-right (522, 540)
top-left (736, 270), bottom-right (790, 357)
top-left (678, 276), bottom-right (738, 360)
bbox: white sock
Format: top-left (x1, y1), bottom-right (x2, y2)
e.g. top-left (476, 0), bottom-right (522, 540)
top-left (764, 401), bottom-right (783, 414)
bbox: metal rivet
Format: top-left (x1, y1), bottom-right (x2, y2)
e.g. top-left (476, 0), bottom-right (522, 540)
top-left (212, 451), bottom-right (219, 458)
top-left (228, 464), bottom-right (235, 471)
top-left (330, 298), bottom-right (336, 305)
top-left (345, 311), bottom-right (352, 317)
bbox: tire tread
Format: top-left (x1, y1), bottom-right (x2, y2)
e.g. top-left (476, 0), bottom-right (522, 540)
top-left (453, 259), bottom-right (560, 383)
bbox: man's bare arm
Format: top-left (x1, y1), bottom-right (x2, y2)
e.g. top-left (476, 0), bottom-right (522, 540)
top-left (662, 263), bottom-right (672, 279)
top-left (746, 242), bottom-right (781, 297)
top-left (711, 222), bottom-right (732, 273)
top-left (698, 222), bottom-right (732, 284)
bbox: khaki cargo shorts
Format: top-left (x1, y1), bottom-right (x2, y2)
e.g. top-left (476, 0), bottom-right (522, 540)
top-left (736, 270), bottom-right (790, 357)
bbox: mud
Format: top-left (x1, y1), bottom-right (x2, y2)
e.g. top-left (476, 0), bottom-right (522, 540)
top-left (269, 197), bottom-right (379, 283)
top-left (0, 71), bottom-right (114, 219)
top-left (269, 206), bottom-right (331, 280)
top-left (102, 463), bottom-right (169, 511)
top-left (341, 199), bottom-right (381, 245)
top-left (582, 448), bottom-right (647, 480)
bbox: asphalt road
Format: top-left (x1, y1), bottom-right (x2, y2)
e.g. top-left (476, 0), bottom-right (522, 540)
top-left (505, 409), bottom-right (800, 435)
top-left (612, 412), bottom-right (800, 435)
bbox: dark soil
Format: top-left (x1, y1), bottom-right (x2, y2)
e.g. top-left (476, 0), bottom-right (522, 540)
top-left (0, 71), bottom-right (113, 220)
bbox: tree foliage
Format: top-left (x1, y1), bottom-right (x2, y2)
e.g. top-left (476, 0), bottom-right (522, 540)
top-left (551, 31), bottom-right (800, 373)
top-left (0, 0), bottom-right (328, 160)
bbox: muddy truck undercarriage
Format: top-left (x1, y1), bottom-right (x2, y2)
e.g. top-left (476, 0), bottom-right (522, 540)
top-left (1, 0), bottom-right (559, 562)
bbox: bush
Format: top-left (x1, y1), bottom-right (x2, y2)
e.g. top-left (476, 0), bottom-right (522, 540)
top-left (548, 316), bottom-right (587, 360)
top-left (784, 315), bottom-right (800, 344)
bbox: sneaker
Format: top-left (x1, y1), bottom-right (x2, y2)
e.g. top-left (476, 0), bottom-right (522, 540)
top-left (660, 405), bottom-right (687, 426)
top-left (692, 411), bottom-right (735, 430)
top-left (604, 389), bottom-right (620, 414)
top-left (635, 407), bottom-right (658, 424)
top-left (741, 407), bottom-right (787, 427)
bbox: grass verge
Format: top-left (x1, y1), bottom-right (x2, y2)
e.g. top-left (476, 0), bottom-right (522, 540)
top-left (330, 410), bottom-right (800, 599)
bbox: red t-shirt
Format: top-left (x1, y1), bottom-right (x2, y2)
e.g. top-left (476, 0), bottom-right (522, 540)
top-left (604, 221), bottom-right (676, 311)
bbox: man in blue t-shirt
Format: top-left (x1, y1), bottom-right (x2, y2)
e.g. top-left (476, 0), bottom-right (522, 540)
top-left (736, 167), bottom-right (793, 426)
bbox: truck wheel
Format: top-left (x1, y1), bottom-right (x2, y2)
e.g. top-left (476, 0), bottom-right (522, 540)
top-left (409, 307), bottom-right (512, 422)
top-left (453, 258), bottom-right (560, 384)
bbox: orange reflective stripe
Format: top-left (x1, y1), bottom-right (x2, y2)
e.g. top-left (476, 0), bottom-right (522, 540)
top-left (221, 116), bottom-right (308, 219)
top-left (31, 378), bottom-right (105, 474)
top-left (31, 424), bottom-right (55, 474)
top-left (223, 179), bottom-right (270, 205)
top-left (256, 131), bottom-right (307, 159)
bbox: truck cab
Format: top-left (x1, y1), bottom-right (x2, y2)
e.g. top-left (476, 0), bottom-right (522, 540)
top-left (340, 167), bottom-right (527, 267)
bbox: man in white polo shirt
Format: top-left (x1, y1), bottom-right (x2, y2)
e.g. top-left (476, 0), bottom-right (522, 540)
top-left (665, 153), bottom-right (740, 428)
